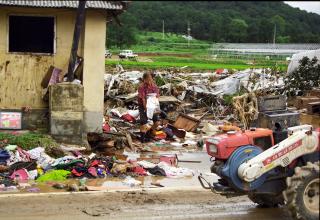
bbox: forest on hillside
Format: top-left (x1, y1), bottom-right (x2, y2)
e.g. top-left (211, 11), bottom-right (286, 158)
top-left (107, 1), bottom-right (320, 47)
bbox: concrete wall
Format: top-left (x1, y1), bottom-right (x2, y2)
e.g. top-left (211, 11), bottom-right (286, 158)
top-left (0, 6), bottom-right (106, 133)
top-left (82, 10), bottom-right (106, 133)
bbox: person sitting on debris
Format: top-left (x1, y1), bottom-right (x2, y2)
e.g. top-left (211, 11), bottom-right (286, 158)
top-left (138, 72), bottom-right (160, 142)
top-left (150, 114), bottom-right (166, 140)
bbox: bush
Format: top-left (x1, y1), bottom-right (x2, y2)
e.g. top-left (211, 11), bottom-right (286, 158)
top-left (147, 37), bottom-right (156, 42)
top-left (285, 56), bottom-right (320, 95)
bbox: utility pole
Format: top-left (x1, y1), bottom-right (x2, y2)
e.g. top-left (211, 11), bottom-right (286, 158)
top-left (67, 0), bottom-right (87, 82)
top-left (273, 23), bottom-right (276, 45)
top-left (162, 20), bottom-right (164, 40)
top-left (187, 21), bottom-right (191, 47)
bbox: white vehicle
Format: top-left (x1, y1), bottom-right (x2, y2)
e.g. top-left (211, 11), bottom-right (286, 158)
top-left (118, 50), bottom-right (138, 59)
top-left (105, 49), bottom-right (112, 58)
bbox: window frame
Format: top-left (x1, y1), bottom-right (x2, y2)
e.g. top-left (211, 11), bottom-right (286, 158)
top-left (7, 14), bottom-right (57, 56)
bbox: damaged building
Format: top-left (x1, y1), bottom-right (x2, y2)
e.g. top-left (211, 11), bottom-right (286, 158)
top-left (0, 1), bottom-right (127, 143)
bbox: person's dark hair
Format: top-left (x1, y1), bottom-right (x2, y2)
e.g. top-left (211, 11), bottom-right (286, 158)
top-left (143, 72), bottom-right (151, 80)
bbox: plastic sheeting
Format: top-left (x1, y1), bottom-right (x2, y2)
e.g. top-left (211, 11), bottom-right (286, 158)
top-left (287, 49), bottom-right (320, 74)
top-left (146, 94), bottom-right (160, 119)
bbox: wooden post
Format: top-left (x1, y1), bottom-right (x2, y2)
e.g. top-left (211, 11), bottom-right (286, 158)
top-left (67, 0), bottom-right (87, 82)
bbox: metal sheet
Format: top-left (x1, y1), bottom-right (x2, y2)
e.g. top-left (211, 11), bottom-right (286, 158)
top-left (0, 0), bottom-right (124, 10)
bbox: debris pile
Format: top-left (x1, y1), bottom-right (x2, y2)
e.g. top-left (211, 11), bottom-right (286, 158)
top-left (1, 65), bottom-right (311, 194)
top-left (103, 67), bottom-right (286, 128)
top-left (0, 131), bottom-right (195, 193)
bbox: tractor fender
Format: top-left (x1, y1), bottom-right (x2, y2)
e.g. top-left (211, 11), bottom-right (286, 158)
top-left (221, 145), bottom-right (268, 191)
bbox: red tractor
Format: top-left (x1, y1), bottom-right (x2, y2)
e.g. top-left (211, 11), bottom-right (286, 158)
top-left (199, 125), bottom-right (319, 220)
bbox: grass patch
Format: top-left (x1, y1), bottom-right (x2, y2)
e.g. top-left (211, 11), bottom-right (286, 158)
top-left (108, 31), bottom-right (289, 72)
top-left (106, 59), bottom-right (287, 71)
top-left (0, 132), bottom-right (58, 150)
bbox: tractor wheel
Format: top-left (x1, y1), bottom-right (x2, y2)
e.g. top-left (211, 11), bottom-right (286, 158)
top-left (283, 162), bottom-right (319, 220)
top-left (248, 193), bottom-right (284, 207)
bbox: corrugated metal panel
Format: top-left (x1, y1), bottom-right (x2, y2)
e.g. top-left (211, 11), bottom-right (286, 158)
top-left (0, 0), bottom-right (124, 10)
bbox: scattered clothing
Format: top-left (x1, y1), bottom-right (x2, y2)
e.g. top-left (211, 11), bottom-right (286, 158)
top-left (137, 160), bottom-right (157, 169)
top-left (10, 169), bottom-right (29, 181)
top-left (158, 162), bottom-right (194, 178)
top-left (8, 161), bottom-right (37, 172)
top-left (0, 149), bottom-right (10, 165)
top-left (122, 176), bottom-right (141, 187)
top-left (147, 166), bottom-right (166, 176)
top-left (132, 166), bottom-right (147, 176)
top-left (36, 170), bottom-right (71, 182)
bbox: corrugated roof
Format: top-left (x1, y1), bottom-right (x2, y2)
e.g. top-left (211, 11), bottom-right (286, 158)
top-left (0, 0), bottom-right (124, 10)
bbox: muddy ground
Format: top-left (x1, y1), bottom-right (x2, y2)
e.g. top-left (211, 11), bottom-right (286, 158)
top-left (0, 188), bottom-right (292, 220)
top-left (0, 151), bottom-right (293, 220)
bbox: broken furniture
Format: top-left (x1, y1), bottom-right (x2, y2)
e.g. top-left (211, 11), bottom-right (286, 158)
top-left (173, 113), bottom-right (200, 132)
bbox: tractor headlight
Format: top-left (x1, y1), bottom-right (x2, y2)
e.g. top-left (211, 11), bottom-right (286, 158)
top-left (209, 144), bottom-right (217, 154)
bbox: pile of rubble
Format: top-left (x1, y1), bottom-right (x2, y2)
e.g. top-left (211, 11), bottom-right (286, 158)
top-left (103, 67), bottom-right (286, 135)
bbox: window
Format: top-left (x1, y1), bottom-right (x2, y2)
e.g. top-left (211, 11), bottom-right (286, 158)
top-left (9, 15), bottom-right (55, 54)
top-left (253, 136), bottom-right (272, 150)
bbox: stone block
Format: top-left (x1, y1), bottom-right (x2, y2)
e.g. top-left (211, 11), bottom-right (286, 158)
top-left (49, 83), bottom-right (84, 112)
top-left (50, 111), bottom-right (83, 136)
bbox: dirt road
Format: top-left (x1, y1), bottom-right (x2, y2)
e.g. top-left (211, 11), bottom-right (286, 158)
top-left (0, 188), bottom-right (292, 220)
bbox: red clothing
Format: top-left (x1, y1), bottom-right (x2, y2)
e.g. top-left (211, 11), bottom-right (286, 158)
top-left (138, 82), bottom-right (159, 105)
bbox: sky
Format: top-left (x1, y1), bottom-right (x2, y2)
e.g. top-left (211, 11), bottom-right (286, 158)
top-left (284, 1), bottom-right (320, 15)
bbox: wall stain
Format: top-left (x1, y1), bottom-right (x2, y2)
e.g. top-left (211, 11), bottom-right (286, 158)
top-left (0, 55), bottom-right (53, 108)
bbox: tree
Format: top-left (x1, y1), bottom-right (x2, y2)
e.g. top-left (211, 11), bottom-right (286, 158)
top-left (276, 35), bottom-right (291, 43)
top-left (247, 23), bottom-right (260, 42)
top-left (228, 19), bottom-right (248, 42)
top-left (107, 1), bottom-right (320, 44)
top-left (271, 15), bottom-right (286, 35)
top-left (258, 18), bottom-right (274, 43)
top-left (285, 56), bottom-right (320, 95)
top-left (106, 13), bottom-right (138, 48)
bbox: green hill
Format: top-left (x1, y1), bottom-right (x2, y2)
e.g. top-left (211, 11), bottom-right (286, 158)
top-left (107, 1), bottom-right (320, 46)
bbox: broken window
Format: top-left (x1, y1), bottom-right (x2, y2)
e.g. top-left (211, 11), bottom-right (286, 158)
top-left (9, 15), bottom-right (55, 54)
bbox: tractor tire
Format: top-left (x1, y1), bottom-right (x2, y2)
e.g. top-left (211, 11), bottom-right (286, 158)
top-left (283, 162), bottom-right (319, 220)
top-left (248, 193), bottom-right (284, 207)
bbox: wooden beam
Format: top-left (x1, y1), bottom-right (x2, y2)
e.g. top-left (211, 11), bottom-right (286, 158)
top-left (67, 0), bottom-right (87, 82)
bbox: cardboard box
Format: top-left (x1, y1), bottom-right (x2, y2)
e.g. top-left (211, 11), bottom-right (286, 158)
top-left (295, 96), bottom-right (320, 109)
